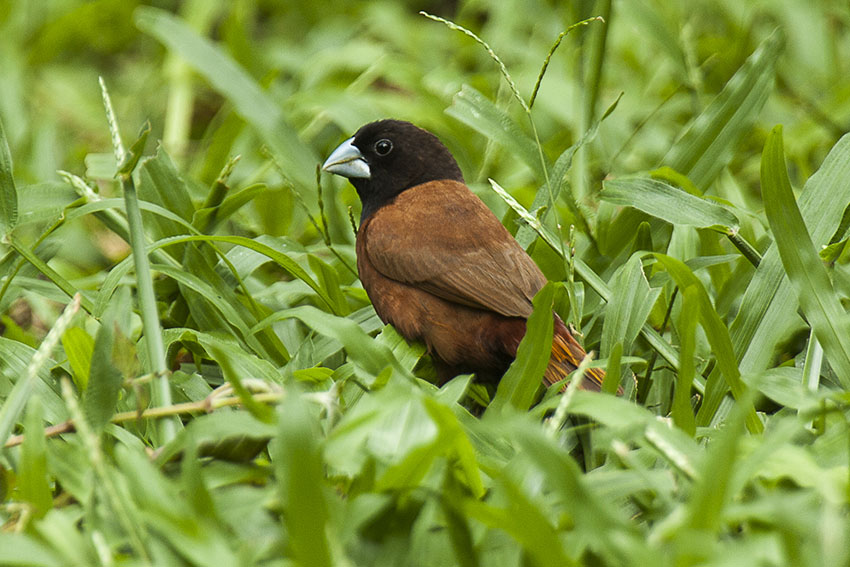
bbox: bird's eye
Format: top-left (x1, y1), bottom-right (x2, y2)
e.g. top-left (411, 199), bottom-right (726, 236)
top-left (374, 139), bottom-right (393, 156)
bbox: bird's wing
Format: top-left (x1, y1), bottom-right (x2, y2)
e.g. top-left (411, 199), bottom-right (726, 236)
top-left (363, 180), bottom-right (546, 318)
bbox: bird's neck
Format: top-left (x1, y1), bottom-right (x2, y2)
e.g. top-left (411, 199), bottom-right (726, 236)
top-left (353, 178), bottom-right (401, 222)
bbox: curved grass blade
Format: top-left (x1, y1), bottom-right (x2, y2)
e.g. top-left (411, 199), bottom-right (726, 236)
top-left (601, 177), bottom-right (739, 231)
top-left (603, 176), bottom-right (762, 266)
top-left (153, 264), bottom-right (266, 352)
top-left (673, 285), bottom-right (698, 436)
top-left (529, 17), bottom-right (604, 108)
top-left (761, 126), bottom-right (850, 388)
top-left (724, 133), bottom-right (850, 405)
top-left (421, 12), bottom-right (529, 113)
top-left (161, 327), bottom-right (282, 385)
top-left (447, 85), bottom-right (542, 178)
top-left (193, 183), bottom-right (266, 233)
top-left (253, 305), bottom-right (409, 380)
top-left (0, 116), bottom-right (19, 233)
top-left (601, 253), bottom-right (661, 359)
top-left (95, 234), bottom-right (337, 317)
top-left (654, 254), bottom-right (762, 433)
top-left (515, 92), bottom-right (623, 249)
top-left (275, 394), bottom-right (332, 567)
top-left (488, 282), bottom-right (555, 415)
top-left (663, 32), bottom-right (783, 189)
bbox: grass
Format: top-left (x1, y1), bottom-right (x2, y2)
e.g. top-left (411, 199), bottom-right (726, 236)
top-left (1, 1), bottom-right (849, 565)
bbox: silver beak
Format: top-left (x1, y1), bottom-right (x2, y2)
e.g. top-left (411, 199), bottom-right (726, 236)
top-left (322, 137), bottom-right (371, 179)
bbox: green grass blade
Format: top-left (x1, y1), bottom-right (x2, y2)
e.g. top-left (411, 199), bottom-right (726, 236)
top-left (488, 282), bottom-right (555, 414)
top-left (95, 234), bottom-right (338, 318)
top-left (0, 534), bottom-right (61, 567)
top-left (8, 235), bottom-right (94, 313)
top-left (275, 394), bottom-right (333, 567)
top-left (254, 305), bottom-right (408, 380)
top-left (513, 419), bottom-right (644, 563)
top-left (375, 435), bottom-right (442, 492)
top-left (118, 123), bottom-right (176, 443)
top-left (308, 254), bottom-right (350, 316)
top-left (193, 183), bottom-right (266, 233)
top-left (601, 177), bottom-right (739, 231)
top-left (66, 194), bottom-right (290, 361)
top-left (207, 343), bottom-right (274, 423)
top-left (154, 410), bottom-right (276, 465)
top-left (113, 444), bottom-right (235, 565)
top-left (20, 395), bottom-right (52, 518)
top-left (761, 126), bottom-right (850, 388)
top-left (655, 254), bottom-right (762, 433)
top-left (681, 388), bottom-right (756, 561)
top-left (601, 253), bottom-right (660, 358)
top-left (462, 480), bottom-right (575, 567)
top-left (82, 295), bottom-right (124, 433)
top-left (529, 17), bottom-right (604, 109)
top-left (153, 263), bottom-right (264, 350)
top-left (673, 285), bottom-right (698, 436)
top-left (439, 478), bottom-right (481, 567)
top-left (61, 326), bottom-right (94, 390)
top-left (446, 86), bottom-right (543, 178)
top-left (515, 92), bottom-right (623, 249)
top-left (603, 341), bottom-right (623, 394)
top-left (730, 133), bottom-right (850, 376)
top-left (424, 398), bottom-right (485, 497)
top-left (15, 182), bottom-right (78, 227)
top-left (138, 147), bottom-right (197, 242)
top-left (161, 327), bottom-right (282, 385)
top-left (375, 324), bottom-right (426, 374)
top-left (0, 116), bottom-right (19, 234)
top-left (664, 32), bottom-right (783, 189)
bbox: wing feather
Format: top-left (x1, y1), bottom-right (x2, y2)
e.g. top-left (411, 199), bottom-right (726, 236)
top-left (364, 180), bottom-right (546, 318)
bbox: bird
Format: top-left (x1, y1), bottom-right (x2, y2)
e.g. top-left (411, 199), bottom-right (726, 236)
top-left (322, 119), bottom-right (606, 393)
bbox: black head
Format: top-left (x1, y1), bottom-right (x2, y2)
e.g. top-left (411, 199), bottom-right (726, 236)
top-left (322, 119), bottom-right (464, 220)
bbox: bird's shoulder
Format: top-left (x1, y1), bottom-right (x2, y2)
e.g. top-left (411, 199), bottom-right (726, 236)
top-left (365, 179), bottom-right (513, 248)
top-left (359, 180), bottom-right (546, 318)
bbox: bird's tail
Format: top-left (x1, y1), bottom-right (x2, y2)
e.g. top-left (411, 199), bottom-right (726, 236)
top-left (543, 322), bottom-right (607, 392)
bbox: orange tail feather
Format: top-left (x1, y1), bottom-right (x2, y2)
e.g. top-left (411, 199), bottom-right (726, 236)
top-left (543, 328), bottom-right (604, 391)
top-left (544, 319), bottom-right (623, 394)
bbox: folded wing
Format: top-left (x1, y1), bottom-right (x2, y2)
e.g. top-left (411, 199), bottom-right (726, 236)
top-left (363, 180), bottom-right (546, 318)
